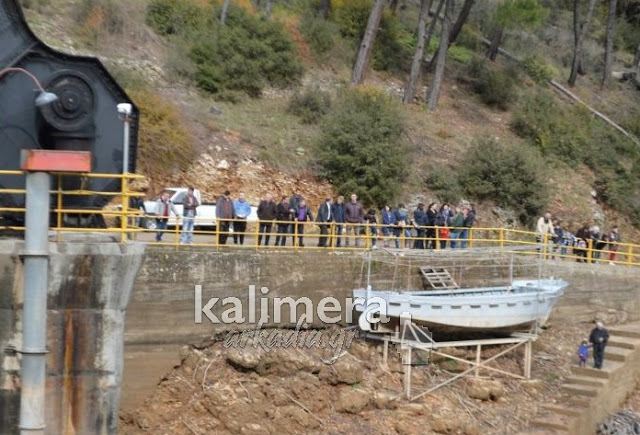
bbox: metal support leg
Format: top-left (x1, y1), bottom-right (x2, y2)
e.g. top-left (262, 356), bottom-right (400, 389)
top-left (524, 340), bottom-right (532, 379)
top-left (403, 348), bottom-right (412, 400)
top-left (382, 338), bottom-right (389, 367)
top-left (475, 344), bottom-right (481, 377)
top-left (19, 171), bottom-right (50, 434)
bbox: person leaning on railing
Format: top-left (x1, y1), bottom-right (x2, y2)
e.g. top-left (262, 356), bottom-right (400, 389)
top-left (412, 203), bottom-right (427, 249)
top-left (608, 226), bottom-right (621, 264)
top-left (316, 197), bottom-right (333, 248)
top-left (294, 199), bottom-right (313, 247)
top-left (381, 205), bottom-right (396, 248)
top-left (233, 192), bottom-right (251, 245)
top-left (215, 190), bottom-right (235, 245)
top-left (331, 195), bottom-right (346, 248)
top-left (155, 192), bottom-right (178, 242)
top-left (180, 187), bottom-right (199, 245)
top-left (257, 193), bottom-right (277, 246)
top-left (574, 224), bottom-right (590, 263)
top-left (345, 194), bottom-right (364, 247)
top-left (275, 195), bottom-right (290, 247)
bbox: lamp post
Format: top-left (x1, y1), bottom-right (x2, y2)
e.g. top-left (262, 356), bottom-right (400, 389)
top-left (0, 66), bottom-right (58, 434)
top-left (117, 103), bottom-right (132, 174)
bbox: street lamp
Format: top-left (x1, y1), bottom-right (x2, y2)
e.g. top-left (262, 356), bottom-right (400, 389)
top-left (117, 103), bottom-right (132, 174)
top-left (0, 67), bottom-right (58, 107)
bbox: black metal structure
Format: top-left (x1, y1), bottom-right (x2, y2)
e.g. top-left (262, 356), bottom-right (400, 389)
top-left (0, 0), bottom-right (139, 226)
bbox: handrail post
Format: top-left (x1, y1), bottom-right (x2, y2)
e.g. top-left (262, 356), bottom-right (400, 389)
top-left (365, 223), bottom-right (370, 250)
top-left (499, 228), bottom-right (504, 248)
top-left (330, 222), bottom-right (335, 251)
top-left (627, 244), bottom-right (633, 265)
top-left (587, 239), bottom-right (593, 263)
top-left (255, 219), bottom-right (260, 251)
top-left (542, 233), bottom-right (548, 260)
top-left (435, 226), bottom-right (440, 250)
top-left (56, 174), bottom-right (62, 242)
top-left (120, 176), bottom-right (128, 244)
top-left (469, 228), bottom-right (474, 248)
top-left (215, 219), bottom-right (220, 251)
top-left (294, 220), bottom-right (299, 251)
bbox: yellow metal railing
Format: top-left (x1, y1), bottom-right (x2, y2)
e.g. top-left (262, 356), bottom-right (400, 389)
top-left (0, 170), bottom-right (638, 266)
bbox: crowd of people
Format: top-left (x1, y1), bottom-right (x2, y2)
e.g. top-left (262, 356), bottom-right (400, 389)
top-left (535, 212), bottom-right (622, 264)
top-left (147, 189), bottom-right (624, 262)
top-left (152, 188), bottom-right (478, 249)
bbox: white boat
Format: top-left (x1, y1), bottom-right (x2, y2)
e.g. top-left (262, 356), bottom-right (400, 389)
top-left (353, 278), bottom-right (568, 333)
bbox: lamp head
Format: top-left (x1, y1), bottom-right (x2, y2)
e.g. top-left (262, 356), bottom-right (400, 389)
top-left (34, 91), bottom-right (58, 107)
top-left (117, 103), bottom-right (132, 117)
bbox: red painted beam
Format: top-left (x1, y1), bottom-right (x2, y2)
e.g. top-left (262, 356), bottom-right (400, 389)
top-left (20, 150), bottom-right (92, 172)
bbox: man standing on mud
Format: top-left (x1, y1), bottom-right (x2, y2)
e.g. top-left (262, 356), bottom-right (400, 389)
top-left (589, 321), bottom-right (609, 369)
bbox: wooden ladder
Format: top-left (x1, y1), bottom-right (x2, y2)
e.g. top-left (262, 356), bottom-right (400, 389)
top-left (419, 267), bottom-right (459, 290)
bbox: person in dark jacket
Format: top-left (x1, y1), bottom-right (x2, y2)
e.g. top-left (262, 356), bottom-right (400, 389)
top-left (381, 205), bottom-right (396, 248)
top-left (331, 195), bottom-right (346, 247)
top-left (294, 199), bottom-right (313, 247)
top-left (364, 208), bottom-right (378, 248)
top-left (461, 204), bottom-right (475, 249)
top-left (275, 195), bottom-right (291, 247)
top-left (289, 189), bottom-right (304, 213)
top-left (345, 194), bottom-right (364, 247)
top-left (413, 203), bottom-right (427, 249)
top-left (436, 204), bottom-right (453, 249)
top-left (215, 190), bottom-right (235, 245)
top-left (574, 225), bottom-right (590, 263)
top-left (589, 321), bottom-right (609, 369)
top-left (316, 197), bottom-right (333, 247)
top-left (425, 202), bottom-right (438, 249)
top-left (257, 193), bottom-right (277, 246)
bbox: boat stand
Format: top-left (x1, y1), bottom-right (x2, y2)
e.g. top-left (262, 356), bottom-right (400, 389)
top-left (372, 321), bottom-right (537, 401)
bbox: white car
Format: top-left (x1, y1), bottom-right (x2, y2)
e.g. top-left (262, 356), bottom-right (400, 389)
top-left (142, 187), bottom-right (257, 230)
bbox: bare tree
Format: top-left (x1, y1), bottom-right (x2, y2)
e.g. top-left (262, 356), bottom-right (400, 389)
top-left (426, 0), bottom-right (453, 110)
top-left (390, 0), bottom-right (399, 14)
top-left (602, 0), bottom-right (618, 88)
top-left (568, 0), bottom-right (597, 87)
top-left (428, 0), bottom-right (475, 69)
top-left (403, 0), bottom-right (433, 104)
top-left (318, 0), bottom-right (331, 19)
top-left (221, 0), bottom-right (231, 25)
top-left (448, 0), bottom-right (475, 45)
top-left (351, 0), bottom-right (387, 85)
top-left (635, 40), bottom-right (640, 72)
top-left (424, 0), bottom-right (445, 61)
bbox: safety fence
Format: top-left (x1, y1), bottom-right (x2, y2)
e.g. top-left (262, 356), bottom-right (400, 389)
top-left (0, 170), bottom-right (639, 266)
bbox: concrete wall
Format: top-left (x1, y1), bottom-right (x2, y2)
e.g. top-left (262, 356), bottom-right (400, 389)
top-left (126, 249), bottom-right (640, 346)
top-left (0, 238), bottom-right (145, 435)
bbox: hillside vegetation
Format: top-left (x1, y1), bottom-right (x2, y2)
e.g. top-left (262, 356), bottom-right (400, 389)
top-left (19, 0), bottom-right (640, 235)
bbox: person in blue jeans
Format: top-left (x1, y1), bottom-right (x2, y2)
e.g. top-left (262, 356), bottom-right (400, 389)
top-left (460, 205), bottom-right (475, 249)
top-left (155, 192), bottom-right (178, 242)
top-left (449, 206), bottom-right (464, 249)
top-left (180, 187), bottom-right (199, 244)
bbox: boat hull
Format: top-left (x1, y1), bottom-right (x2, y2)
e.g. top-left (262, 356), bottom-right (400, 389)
top-left (353, 279), bottom-right (567, 333)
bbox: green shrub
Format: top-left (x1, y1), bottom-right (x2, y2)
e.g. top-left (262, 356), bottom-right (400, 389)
top-left (299, 13), bottom-right (338, 57)
top-left (458, 138), bottom-right (548, 224)
top-left (471, 62), bottom-right (518, 110)
top-left (424, 166), bottom-right (463, 204)
top-left (288, 88), bottom-right (332, 124)
top-left (456, 24), bottom-right (483, 51)
top-left (188, 6), bottom-right (303, 98)
top-left (146, 0), bottom-right (210, 36)
top-left (522, 55), bottom-right (556, 85)
top-left (315, 88), bottom-right (410, 207)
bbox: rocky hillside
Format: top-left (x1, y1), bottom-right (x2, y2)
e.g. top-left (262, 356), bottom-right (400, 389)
top-left (19, 0), bottom-right (640, 240)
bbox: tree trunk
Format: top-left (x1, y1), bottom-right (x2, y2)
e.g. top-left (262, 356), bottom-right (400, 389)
top-left (264, 0), bottom-right (273, 19)
top-left (221, 0), bottom-right (231, 25)
top-left (487, 26), bottom-right (503, 61)
top-left (403, 0), bottom-right (433, 104)
top-left (601, 0), bottom-right (618, 88)
top-left (423, 0), bottom-right (445, 62)
top-left (351, 0), bottom-right (387, 85)
top-left (318, 0), bottom-right (331, 19)
top-left (448, 0), bottom-right (475, 45)
top-left (635, 40), bottom-right (640, 71)
top-left (426, 0), bottom-right (453, 110)
top-left (390, 0), bottom-right (399, 14)
top-left (428, 0), bottom-right (474, 70)
top-left (568, 0), bottom-right (597, 87)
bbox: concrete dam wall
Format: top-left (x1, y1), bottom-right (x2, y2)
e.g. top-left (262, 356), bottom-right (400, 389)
top-left (0, 239), bottom-right (145, 435)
